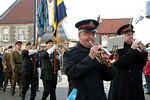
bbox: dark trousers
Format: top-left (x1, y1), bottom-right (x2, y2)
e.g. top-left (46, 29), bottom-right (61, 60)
top-left (22, 74), bottom-right (37, 100)
top-left (0, 71), bottom-right (4, 88)
top-left (3, 71), bottom-right (12, 92)
top-left (67, 76), bottom-right (73, 96)
top-left (145, 75), bottom-right (150, 93)
top-left (35, 72), bottom-right (39, 90)
top-left (41, 79), bottom-right (57, 100)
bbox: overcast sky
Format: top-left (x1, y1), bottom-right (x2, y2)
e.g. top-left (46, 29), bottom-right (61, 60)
top-left (63, 0), bottom-right (149, 42)
top-left (0, 0), bottom-right (149, 43)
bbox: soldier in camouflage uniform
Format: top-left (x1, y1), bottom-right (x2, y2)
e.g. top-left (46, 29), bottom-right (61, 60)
top-left (40, 40), bottom-right (60, 100)
top-left (10, 41), bottom-right (23, 96)
top-left (2, 45), bottom-right (13, 92)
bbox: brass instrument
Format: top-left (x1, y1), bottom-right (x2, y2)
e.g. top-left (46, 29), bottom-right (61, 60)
top-left (89, 41), bottom-right (112, 67)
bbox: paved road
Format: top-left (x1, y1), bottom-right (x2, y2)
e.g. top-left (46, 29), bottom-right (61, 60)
top-left (0, 87), bottom-right (68, 100)
top-left (0, 75), bottom-right (69, 100)
top-left (0, 75), bottom-right (150, 100)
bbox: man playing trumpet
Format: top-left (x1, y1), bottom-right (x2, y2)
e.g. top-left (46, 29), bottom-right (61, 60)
top-left (64, 19), bottom-right (143, 100)
top-left (63, 19), bottom-right (117, 100)
top-left (108, 24), bottom-right (148, 100)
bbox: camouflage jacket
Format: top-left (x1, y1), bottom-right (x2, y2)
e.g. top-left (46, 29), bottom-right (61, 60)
top-left (10, 51), bottom-right (23, 73)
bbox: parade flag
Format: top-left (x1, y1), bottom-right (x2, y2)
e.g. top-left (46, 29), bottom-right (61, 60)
top-left (38, 0), bottom-right (67, 75)
top-left (48, 0), bottom-right (67, 76)
top-left (37, 0), bottom-right (49, 37)
top-left (51, 0), bottom-right (67, 38)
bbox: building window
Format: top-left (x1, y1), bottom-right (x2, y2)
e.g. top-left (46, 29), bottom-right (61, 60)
top-left (3, 28), bottom-right (9, 41)
top-left (15, 29), bottom-right (26, 41)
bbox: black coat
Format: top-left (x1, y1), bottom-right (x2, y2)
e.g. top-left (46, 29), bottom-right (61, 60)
top-left (40, 50), bottom-right (60, 81)
top-left (108, 43), bottom-right (148, 100)
top-left (63, 43), bottom-right (116, 100)
top-left (0, 56), bottom-right (3, 72)
top-left (22, 50), bottom-right (33, 76)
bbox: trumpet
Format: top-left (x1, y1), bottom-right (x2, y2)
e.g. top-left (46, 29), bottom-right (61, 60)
top-left (89, 41), bottom-right (112, 66)
top-left (89, 41), bottom-right (111, 56)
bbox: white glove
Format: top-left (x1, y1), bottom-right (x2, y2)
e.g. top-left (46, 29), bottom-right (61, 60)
top-left (57, 70), bottom-right (62, 83)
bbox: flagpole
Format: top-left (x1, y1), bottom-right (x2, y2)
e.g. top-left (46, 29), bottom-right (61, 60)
top-left (52, 0), bottom-right (57, 77)
top-left (45, 0), bottom-right (67, 78)
top-left (33, 0), bottom-right (37, 45)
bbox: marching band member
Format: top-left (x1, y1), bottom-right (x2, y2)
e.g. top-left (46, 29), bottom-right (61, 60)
top-left (108, 24), bottom-right (148, 100)
top-left (63, 19), bottom-right (116, 100)
top-left (40, 40), bottom-right (60, 100)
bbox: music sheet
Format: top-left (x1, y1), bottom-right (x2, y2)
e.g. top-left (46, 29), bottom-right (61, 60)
top-left (102, 35), bottom-right (124, 51)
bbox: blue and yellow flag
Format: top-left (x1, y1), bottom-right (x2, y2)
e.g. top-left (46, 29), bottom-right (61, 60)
top-left (38, 0), bottom-right (67, 38)
top-left (51, 0), bottom-right (67, 37)
top-left (37, 0), bottom-right (49, 37)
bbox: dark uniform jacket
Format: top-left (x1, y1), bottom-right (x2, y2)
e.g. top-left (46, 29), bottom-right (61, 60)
top-left (63, 42), bottom-right (116, 100)
top-left (22, 50), bottom-right (33, 76)
top-left (0, 55), bottom-right (3, 72)
top-left (108, 43), bottom-right (148, 100)
top-left (40, 50), bottom-right (60, 81)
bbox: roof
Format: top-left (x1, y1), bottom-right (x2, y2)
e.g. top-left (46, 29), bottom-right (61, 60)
top-left (0, 0), bottom-right (40, 24)
top-left (97, 18), bottom-right (132, 34)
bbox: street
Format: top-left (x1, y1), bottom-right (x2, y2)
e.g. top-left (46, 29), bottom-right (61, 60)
top-left (0, 87), bottom-right (68, 100)
top-left (0, 75), bottom-right (150, 100)
top-left (0, 75), bottom-right (69, 100)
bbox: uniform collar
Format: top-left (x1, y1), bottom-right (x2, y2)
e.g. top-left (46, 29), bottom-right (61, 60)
top-left (77, 42), bottom-right (90, 52)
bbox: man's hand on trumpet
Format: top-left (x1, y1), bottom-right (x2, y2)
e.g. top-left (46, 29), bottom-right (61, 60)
top-left (88, 41), bottom-right (117, 67)
top-left (89, 44), bottom-right (102, 60)
top-left (131, 40), bottom-right (145, 52)
top-left (88, 44), bottom-right (111, 64)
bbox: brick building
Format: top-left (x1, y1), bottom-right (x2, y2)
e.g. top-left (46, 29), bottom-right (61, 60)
top-left (0, 0), bottom-right (68, 47)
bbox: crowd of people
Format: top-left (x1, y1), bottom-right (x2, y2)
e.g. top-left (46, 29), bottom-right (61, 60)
top-left (0, 40), bottom-right (62, 100)
top-left (0, 18), bottom-right (150, 100)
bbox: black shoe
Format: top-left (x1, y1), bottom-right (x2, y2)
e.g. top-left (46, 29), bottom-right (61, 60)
top-left (30, 96), bottom-right (35, 100)
top-left (145, 92), bottom-right (150, 95)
